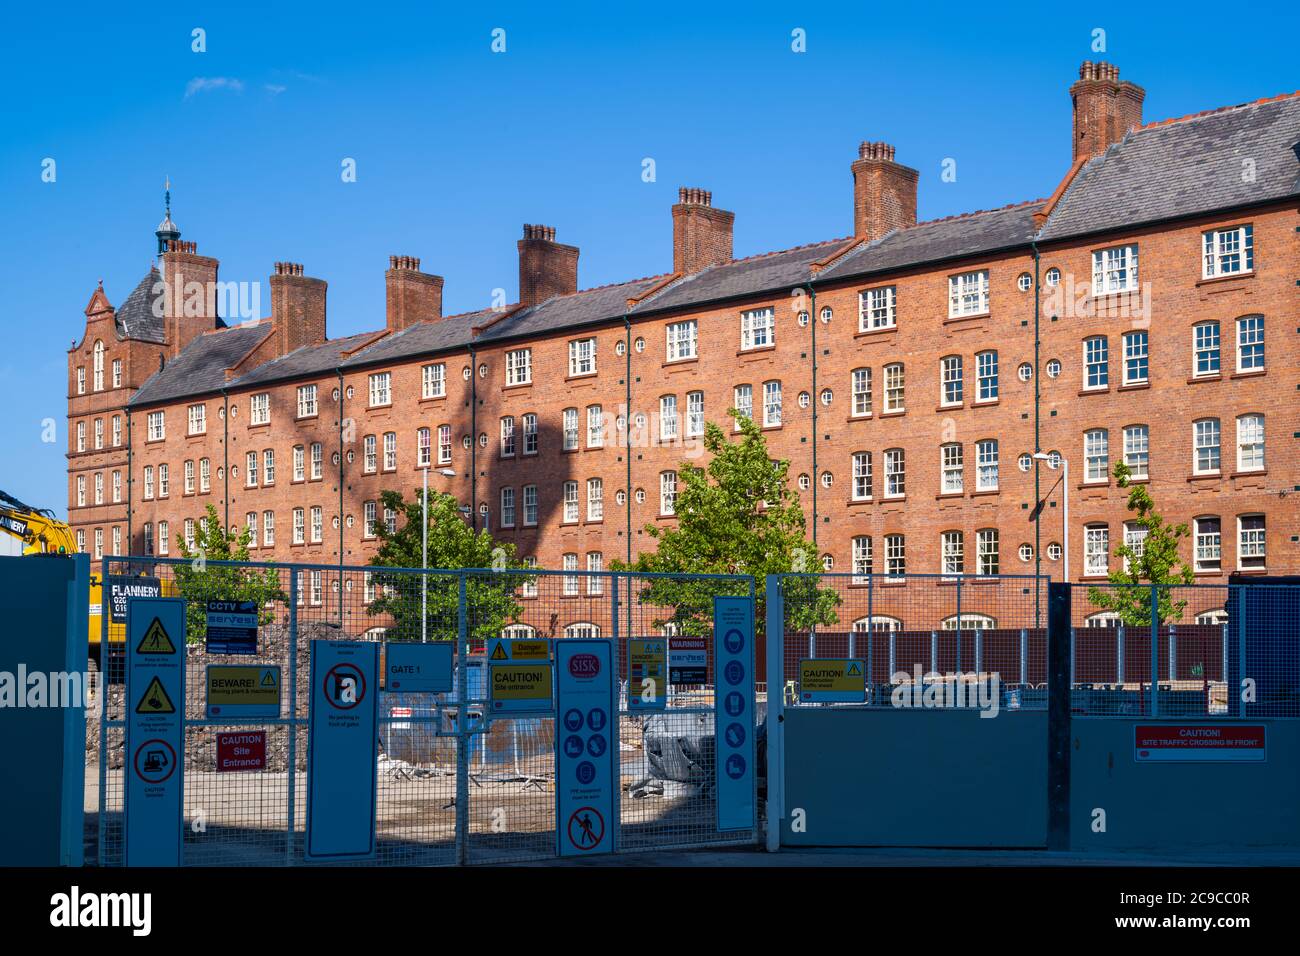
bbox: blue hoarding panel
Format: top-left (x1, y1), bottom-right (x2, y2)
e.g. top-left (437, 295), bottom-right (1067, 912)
top-left (714, 595), bottom-right (755, 831)
top-left (306, 640), bottom-right (379, 861)
top-left (555, 639), bottom-right (616, 857)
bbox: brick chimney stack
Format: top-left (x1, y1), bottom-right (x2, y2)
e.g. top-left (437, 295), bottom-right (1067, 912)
top-left (160, 239), bottom-right (220, 357)
top-left (385, 255), bottom-right (444, 331)
top-left (851, 142), bottom-right (919, 242)
top-left (269, 261), bottom-right (327, 356)
top-left (672, 187), bottom-right (734, 275)
top-left (518, 224), bottom-right (579, 308)
top-left (1070, 61), bottom-right (1145, 163)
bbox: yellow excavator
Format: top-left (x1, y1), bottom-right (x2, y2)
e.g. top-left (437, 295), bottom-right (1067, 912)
top-left (1, 488), bottom-right (109, 672)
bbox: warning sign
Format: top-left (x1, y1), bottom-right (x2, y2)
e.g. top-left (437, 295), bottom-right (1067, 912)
top-left (487, 638), bottom-right (550, 662)
top-left (216, 731), bottom-right (267, 772)
top-left (799, 659), bottom-right (866, 703)
top-left (1135, 724), bottom-right (1266, 762)
top-left (206, 665), bottom-right (282, 719)
top-left (135, 676), bottom-right (176, 714)
top-left (628, 638), bottom-right (667, 713)
top-left (489, 663), bottom-right (553, 714)
top-left (669, 636), bottom-right (707, 684)
top-left (136, 617), bottom-right (177, 655)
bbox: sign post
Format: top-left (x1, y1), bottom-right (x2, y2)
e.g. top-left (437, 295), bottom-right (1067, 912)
top-left (555, 639), bottom-right (616, 857)
top-left (306, 640), bottom-right (379, 861)
top-left (125, 597), bottom-right (186, 866)
top-left (713, 595), bottom-right (755, 832)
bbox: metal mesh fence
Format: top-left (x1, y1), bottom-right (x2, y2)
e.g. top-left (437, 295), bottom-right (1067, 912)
top-left (95, 557), bottom-right (756, 866)
top-left (1069, 583), bottom-right (1298, 719)
top-left (777, 573), bottom-right (1049, 711)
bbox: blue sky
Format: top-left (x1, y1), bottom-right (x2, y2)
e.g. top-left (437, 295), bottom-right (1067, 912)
top-left (1, 1), bottom-right (1296, 516)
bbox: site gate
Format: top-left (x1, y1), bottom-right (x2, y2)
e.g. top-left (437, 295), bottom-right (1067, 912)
top-left (94, 557), bottom-right (758, 865)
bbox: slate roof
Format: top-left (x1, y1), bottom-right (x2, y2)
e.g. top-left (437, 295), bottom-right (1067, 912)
top-left (113, 268), bottom-right (167, 344)
top-left (338, 309), bottom-right (490, 369)
top-left (475, 277), bottom-right (664, 343)
top-left (819, 201), bottom-right (1045, 283)
top-left (636, 240), bottom-right (846, 314)
top-left (128, 324), bottom-right (271, 407)
top-left (232, 331), bottom-right (385, 386)
top-left (1039, 93), bottom-right (1300, 241)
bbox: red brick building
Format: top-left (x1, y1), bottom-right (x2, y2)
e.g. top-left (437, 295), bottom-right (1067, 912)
top-left (68, 62), bottom-right (1300, 625)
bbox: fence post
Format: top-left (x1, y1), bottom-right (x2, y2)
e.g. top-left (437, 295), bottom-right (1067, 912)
top-left (929, 630), bottom-right (937, 674)
top-left (455, 572), bottom-right (469, 865)
top-left (1236, 587), bottom-right (1247, 719)
top-left (1116, 626), bottom-right (1125, 686)
top-left (1168, 624), bottom-right (1177, 683)
top-left (286, 567), bottom-right (298, 866)
top-left (866, 573), bottom-right (874, 694)
top-left (611, 573), bottom-right (621, 853)
top-left (1019, 628), bottom-right (1027, 687)
top-left (955, 576), bottom-right (963, 673)
top-left (1149, 584), bottom-right (1160, 718)
top-left (97, 558), bottom-right (110, 866)
top-left (889, 631), bottom-right (896, 683)
top-left (1047, 582), bottom-right (1072, 851)
top-left (764, 574), bottom-right (784, 852)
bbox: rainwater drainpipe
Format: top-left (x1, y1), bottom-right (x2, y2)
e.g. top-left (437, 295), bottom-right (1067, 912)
top-left (805, 281), bottom-right (819, 549)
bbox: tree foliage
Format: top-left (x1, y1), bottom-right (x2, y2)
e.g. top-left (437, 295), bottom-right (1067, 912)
top-left (611, 412), bottom-right (840, 636)
top-left (1087, 461), bottom-right (1195, 626)
top-left (173, 503), bottom-right (287, 643)
top-left (366, 488), bottom-right (532, 643)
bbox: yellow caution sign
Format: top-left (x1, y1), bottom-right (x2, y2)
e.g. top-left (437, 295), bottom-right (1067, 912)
top-left (487, 637), bottom-right (551, 662)
top-left (799, 659), bottom-right (867, 703)
top-left (206, 665), bottom-right (282, 718)
top-left (135, 676), bottom-right (176, 714)
top-left (136, 617), bottom-right (177, 655)
top-left (628, 638), bottom-right (667, 713)
top-left (489, 663), bottom-right (553, 714)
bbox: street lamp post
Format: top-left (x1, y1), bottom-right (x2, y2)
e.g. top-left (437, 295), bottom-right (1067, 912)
top-left (1033, 452), bottom-right (1069, 583)
top-left (422, 466), bottom-right (457, 642)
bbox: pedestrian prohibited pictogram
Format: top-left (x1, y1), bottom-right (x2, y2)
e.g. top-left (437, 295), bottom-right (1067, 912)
top-left (135, 676), bottom-right (176, 714)
top-left (567, 806), bottom-right (605, 850)
top-left (133, 738), bottom-right (177, 784)
top-left (136, 617), bottom-right (177, 655)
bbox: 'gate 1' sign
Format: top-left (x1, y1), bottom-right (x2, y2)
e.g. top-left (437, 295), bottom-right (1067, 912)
top-left (205, 600), bottom-right (259, 655)
top-left (385, 641), bottom-right (454, 693)
top-left (205, 665), bottom-right (281, 718)
top-left (799, 659), bottom-right (867, 703)
top-left (306, 640), bottom-right (378, 861)
top-left (555, 639), bottom-right (615, 857)
top-left (713, 595), bottom-right (755, 832)
top-left (125, 597), bottom-right (186, 866)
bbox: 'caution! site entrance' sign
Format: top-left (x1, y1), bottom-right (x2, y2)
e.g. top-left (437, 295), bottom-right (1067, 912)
top-left (799, 659), bottom-right (867, 703)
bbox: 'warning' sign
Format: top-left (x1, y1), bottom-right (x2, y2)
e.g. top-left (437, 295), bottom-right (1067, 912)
top-left (206, 665), bottom-right (282, 719)
top-left (799, 659), bottom-right (867, 703)
top-left (136, 617), bottom-right (177, 655)
top-left (487, 638), bottom-right (550, 662)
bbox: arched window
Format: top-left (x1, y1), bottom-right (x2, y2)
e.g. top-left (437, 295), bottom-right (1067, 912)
top-left (501, 623), bottom-right (535, 639)
top-left (1084, 612), bottom-right (1121, 629)
top-left (941, 613), bottom-right (996, 630)
top-left (92, 340), bottom-right (105, 391)
top-left (1195, 609), bottom-right (1228, 626)
top-left (852, 615), bottom-right (902, 633)
top-left (565, 622), bottom-right (601, 639)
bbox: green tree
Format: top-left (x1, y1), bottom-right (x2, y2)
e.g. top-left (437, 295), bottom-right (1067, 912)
top-left (173, 503), bottom-right (288, 643)
top-left (1087, 461), bottom-right (1195, 626)
top-left (366, 488), bottom-right (532, 643)
top-left (611, 412), bottom-right (840, 636)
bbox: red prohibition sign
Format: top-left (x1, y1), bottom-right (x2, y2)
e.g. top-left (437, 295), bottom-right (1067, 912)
top-left (134, 738), bottom-right (178, 784)
top-left (323, 662), bottom-right (367, 710)
top-left (567, 806), bottom-right (605, 850)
